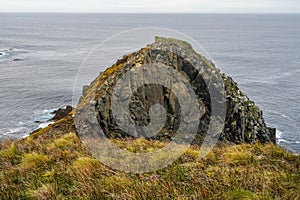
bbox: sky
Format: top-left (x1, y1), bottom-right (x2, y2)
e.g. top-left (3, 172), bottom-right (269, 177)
top-left (0, 0), bottom-right (299, 13)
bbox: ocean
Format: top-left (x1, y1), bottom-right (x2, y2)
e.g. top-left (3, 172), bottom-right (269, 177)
top-left (0, 13), bottom-right (299, 153)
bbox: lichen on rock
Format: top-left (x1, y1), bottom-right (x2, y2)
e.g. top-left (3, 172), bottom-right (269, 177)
top-left (75, 37), bottom-right (275, 145)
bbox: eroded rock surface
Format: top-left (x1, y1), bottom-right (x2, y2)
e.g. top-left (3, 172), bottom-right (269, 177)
top-left (75, 37), bottom-right (275, 145)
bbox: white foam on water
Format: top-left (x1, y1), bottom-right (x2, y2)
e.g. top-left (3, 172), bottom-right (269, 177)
top-left (0, 127), bottom-right (30, 139)
top-left (33, 109), bottom-right (56, 122)
top-left (276, 129), bottom-right (283, 139)
top-left (0, 50), bottom-right (9, 59)
top-left (275, 130), bottom-right (298, 153)
top-left (32, 108), bottom-right (56, 131)
top-left (37, 122), bottom-right (53, 129)
top-left (0, 108), bottom-right (57, 139)
top-left (276, 130), bottom-right (290, 144)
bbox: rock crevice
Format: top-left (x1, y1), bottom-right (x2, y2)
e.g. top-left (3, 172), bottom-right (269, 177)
top-left (75, 37), bottom-right (275, 144)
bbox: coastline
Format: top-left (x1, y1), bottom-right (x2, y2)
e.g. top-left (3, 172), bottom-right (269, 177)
top-left (0, 42), bottom-right (299, 198)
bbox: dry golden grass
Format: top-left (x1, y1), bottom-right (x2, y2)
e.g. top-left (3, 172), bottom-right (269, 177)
top-left (0, 116), bottom-right (299, 199)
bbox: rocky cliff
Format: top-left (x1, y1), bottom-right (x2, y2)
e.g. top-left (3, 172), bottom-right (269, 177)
top-left (75, 37), bottom-right (275, 145)
top-left (3, 37), bottom-right (297, 200)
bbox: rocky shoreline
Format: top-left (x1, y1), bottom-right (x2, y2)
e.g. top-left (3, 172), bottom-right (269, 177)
top-left (49, 106), bottom-right (73, 121)
top-left (1, 37), bottom-right (299, 200)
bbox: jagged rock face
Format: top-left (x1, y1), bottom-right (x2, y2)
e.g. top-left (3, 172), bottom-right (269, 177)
top-left (223, 76), bottom-right (275, 143)
top-left (75, 37), bottom-right (275, 145)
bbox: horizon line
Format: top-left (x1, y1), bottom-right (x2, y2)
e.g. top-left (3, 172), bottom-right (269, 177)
top-left (0, 11), bottom-right (300, 15)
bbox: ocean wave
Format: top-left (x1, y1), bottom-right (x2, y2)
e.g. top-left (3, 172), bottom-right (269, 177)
top-left (32, 108), bottom-right (56, 131)
top-left (33, 109), bottom-right (56, 122)
top-left (276, 130), bottom-right (291, 144)
top-left (268, 110), bottom-right (294, 122)
top-left (237, 69), bottom-right (300, 85)
top-left (37, 122), bottom-right (54, 129)
top-left (0, 50), bottom-right (9, 58)
top-left (275, 129), bottom-right (300, 154)
top-left (276, 130), bottom-right (283, 139)
top-left (0, 108), bottom-right (56, 139)
top-left (0, 127), bottom-right (30, 139)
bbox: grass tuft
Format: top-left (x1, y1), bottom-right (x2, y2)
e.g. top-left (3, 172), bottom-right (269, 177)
top-left (20, 153), bottom-right (50, 170)
top-left (225, 189), bottom-right (258, 200)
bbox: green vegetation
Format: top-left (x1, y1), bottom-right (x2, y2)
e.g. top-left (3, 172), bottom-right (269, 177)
top-left (0, 38), bottom-right (298, 199)
top-left (0, 116), bottom-right (299, 199)
top-left (77, 57), bottom-right (126, 108)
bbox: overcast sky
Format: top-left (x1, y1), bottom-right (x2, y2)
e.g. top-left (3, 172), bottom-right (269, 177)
top-left (0, 0), bottom-right (299, 13)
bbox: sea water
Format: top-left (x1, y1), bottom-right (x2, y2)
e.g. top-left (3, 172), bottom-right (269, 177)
top-left (0, 13), bottom-right (299, 153)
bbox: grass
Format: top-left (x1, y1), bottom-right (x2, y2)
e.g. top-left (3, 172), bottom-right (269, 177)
top-left (2, 38), bottom-right (298, 199)
top-left (224, 189), bottom-right (258, 200)
top-left (76, 56), bottom-right (126, 108)
top-left (19, 153), bottom-right (50, 170)
top-left (0, 116), bottom-right (299, 199)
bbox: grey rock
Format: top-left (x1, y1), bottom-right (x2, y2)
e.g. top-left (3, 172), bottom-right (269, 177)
top-left (74, 37), bottom-right (275, 145)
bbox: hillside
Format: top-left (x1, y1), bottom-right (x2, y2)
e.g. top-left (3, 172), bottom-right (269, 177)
top-left (0, 37), bottom-right (299, 199)
top-left (0, 116), bottom-right (299, 199)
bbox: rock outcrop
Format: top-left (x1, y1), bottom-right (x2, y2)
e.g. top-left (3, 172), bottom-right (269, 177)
top-left (50, 106), bottom-right (73, 121)
top-left (75, 37), bottom-right (275, 145)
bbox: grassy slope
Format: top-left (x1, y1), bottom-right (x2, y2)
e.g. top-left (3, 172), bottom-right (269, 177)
top-left (0, 114), bottom-right (299, 200)
top-left (0, 40), bottom-right (299, 199)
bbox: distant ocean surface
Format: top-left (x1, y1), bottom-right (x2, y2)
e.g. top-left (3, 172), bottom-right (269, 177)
top-left (0, 13), bottom-right (299, 153)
